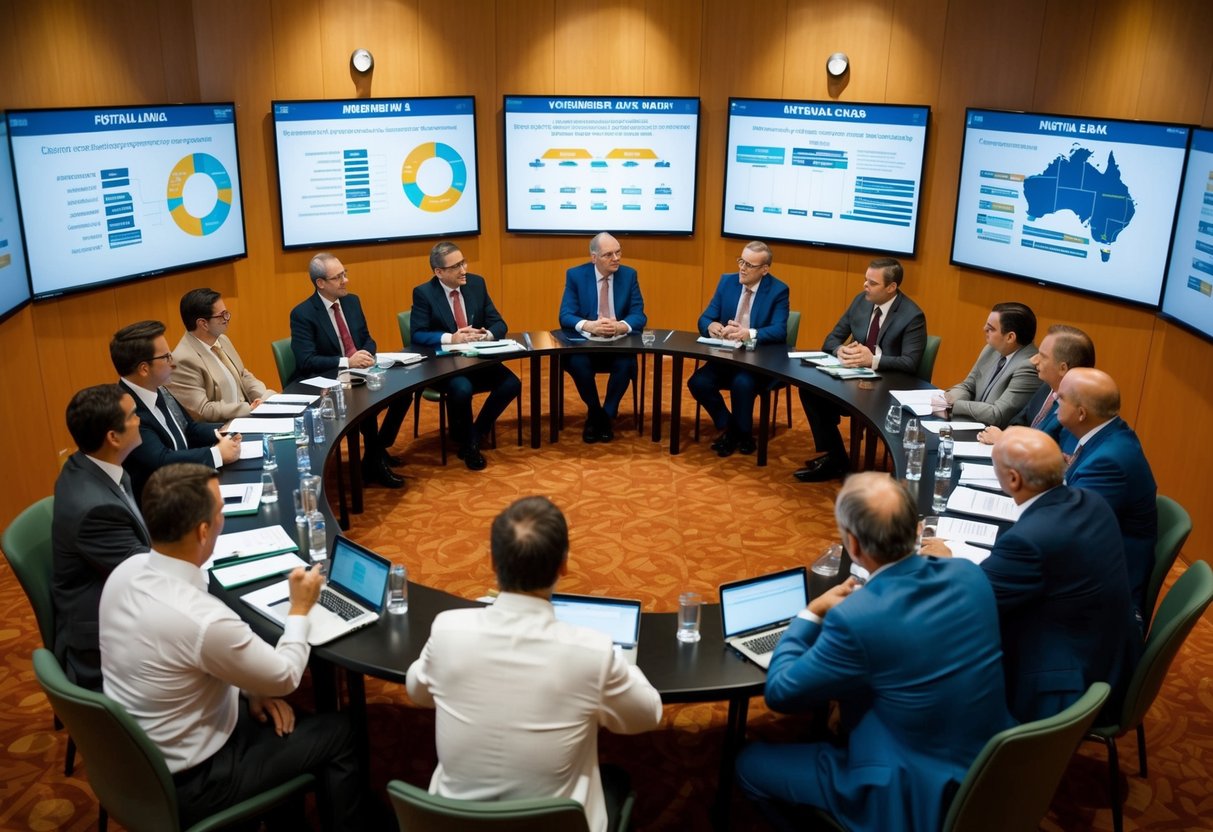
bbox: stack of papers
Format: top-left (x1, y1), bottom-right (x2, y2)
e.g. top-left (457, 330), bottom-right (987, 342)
top-left (227, 417), bottom-right (297, 436)
top-left (210, 552), bottom-right (310, 589)
top-left (300, 377), bottom-right (342, 389)
top-left (890, 389), bottom-right (942, 416)
top-left (696, 336), bottom-right (741, 349)
top-left (789, 350), bottom-right (829, 360)
top-left (443, 340), bottom-right (525, 354)
top-left (249, 403), bottom-right (308, 416)
top-left (238, 442), bottom-right (264, 461)
top-left (945, 486), bottom-right (1018, 521)
top-left (802, 354), bottom-right (842, 367)
top-left (267, 393), bottom-right (319, 405)
top-left (937, 516), bottom-right (999, 546)
top-left (817, 366), bottom-right (878, 379)
top-left (220, 483), bottom-right (263, 515)
top-left (920, 419), bottom-right (985, 433)
top-left (959, 462), bottom-right (1002, 490)
top-left (953, 441), bottom-right (994, 458)
top-left (209, 526), bottom-right (300, 562)
top-left (375, 352), bottom-right (425, 366)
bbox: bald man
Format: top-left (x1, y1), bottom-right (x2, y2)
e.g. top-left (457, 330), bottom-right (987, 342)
top-left (1056, 367), bottom-right (1158, 622)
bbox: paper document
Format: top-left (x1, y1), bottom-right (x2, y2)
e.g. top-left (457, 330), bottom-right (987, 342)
top-left (376, 352), bottom-right (425, 366)
top-left (249, 403), bottom-right (308, 416)
top-left (220, 483), bottom-right (263, 516)
top-left (937, 516), bottom-right (999, 546)
top-left (300, 376), bottom-right (342, 389)
top-left (789, 351), bottom-right (829, 359)
top-left (238, 442), bottom-right (264, 461)
top-left (211, 526), bottom-right (299, 561)
top-left (959, 462), bottom-right (1002, 490)
top-left (802, 355), bottom-right (842, 367)
top-left (948, 541), bottom-right (993, 565)
top-left (920, 419), bottom-right (985, 433)
top-left (890, 389), bottom-right (941, 416)
top-left (584, 332), bottom-right (629, 342)
top-left (227, 417), bottom-right (296, 436)
top-left (817, 366), bottom-right (878, 379)
top-left (209, 552), bottom-right (310, 589)
top-left (953, 441), bottom-right (994, 459)
top-left (946, 486), bottom-right (1018, 522)
top-left (696, 336), bottom-right (741, 349)
top-left (266, 393), bottom-right (320, 405)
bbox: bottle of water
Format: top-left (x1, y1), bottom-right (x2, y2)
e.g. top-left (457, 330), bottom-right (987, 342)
top-left (904, 418), bottom-right (924, 481)
top-left (937, 432), bottom-right (955, 480)
top-left (296, 444), bottom-right (311, 475)
top-left (320, 388), bottom-right (336, 420)
top-left (333, 384), bottom-right (347, 419)
top-left (310, 406), bottom-right (325, 444)
top-left (307, 510), bottom-right (328, 574)
top-left (294, 414), bottom-right (309, 446)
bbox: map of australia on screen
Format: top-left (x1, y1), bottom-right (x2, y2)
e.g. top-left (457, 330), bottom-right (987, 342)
top-left (1023, 146), bottom-right (1135, 260)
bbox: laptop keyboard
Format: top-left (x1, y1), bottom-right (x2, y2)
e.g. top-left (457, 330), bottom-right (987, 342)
top-left (741, 629), bottom-right (785, 655)
top-left (319, 590), bottom-right (361, 621)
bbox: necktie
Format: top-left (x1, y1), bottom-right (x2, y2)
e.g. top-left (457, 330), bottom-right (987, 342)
top-left (598, 278), bottom-right (615, 320)
top-left (978, 355), bottom-right (1008, 402)
top-left (1030, 390), bottom-right (1057, 428)
top-left (450, 290), bottom-right (468, 329)
top-left (1064, 441), bottom-right (1085, 476)
top-left (118, 472), bottom-right (145, 528)
top-left (155, 389), bottom-right (187, 450)
top-left (331, 302), bottom-right (357, 358)
top-left (211, 344), bottom-right (245, 403)
top-left (737, 288), bottom-right (753, 329)
top-left (864, 307), bottom-right (883, 351)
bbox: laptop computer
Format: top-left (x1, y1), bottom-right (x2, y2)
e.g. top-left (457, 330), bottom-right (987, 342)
top-left (241, 536), bottom-right (391, 646)
top-left (719, 566), bottom-right (808, 670)
top-left (551, 593), bottom-right (642, 665)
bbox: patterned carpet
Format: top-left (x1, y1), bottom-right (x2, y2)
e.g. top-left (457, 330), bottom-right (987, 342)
top-left (1, 357), bottom-right (1210, 830)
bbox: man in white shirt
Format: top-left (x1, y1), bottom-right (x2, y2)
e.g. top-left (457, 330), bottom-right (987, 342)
top-left (406, 496), bottom-right (663, 832)
top-left (99, 463), bottom-right (368, 830)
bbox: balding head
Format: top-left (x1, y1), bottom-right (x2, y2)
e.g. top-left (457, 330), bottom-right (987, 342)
top-left (834, 472), bottom-right (918, 566)
top-left (992, 427), bottom-right (1065, 502)
top-left (1056, 367), bottom-right (1120, 438)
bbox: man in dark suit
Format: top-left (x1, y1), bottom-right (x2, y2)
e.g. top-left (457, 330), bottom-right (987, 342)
top-left (977, 323), bottom-right (1094, 454)
top-left (737, 473), bottom-right (1012, 831)
top-left (924, 427), bottom-right (1140, 723)
top-left (796, 257), bottom-right (927, 482)
top-left (559, 232), bottom-right (647, 443)
top-left (111, 320), bottom-right (241, 502)
top-left (411, 241), bottom-right (521, 471)
top-left (689, 241), bottom-right (789, 457)
top-left (52, 384), bottom-right (151, 689)
top-left (933, 302), bottom-right (1040, 427)
top-left (288, 253), bottom-right (407, 489)
top-left (1057, 368), bottom-right (1159, 623)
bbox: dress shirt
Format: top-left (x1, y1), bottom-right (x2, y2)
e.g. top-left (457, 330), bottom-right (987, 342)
top-left (574, 269), bottom-right (632, 334)
top-left (867, 296), bottom-right (897, 370)
top-left (439, 287), bottom-right (466, 344)
top-left (124, 381), bottom-right (223, 467)
top-left (318, 292), bottom-right (352, 368)
top-left (797, 553), bottom-right (910, 624)
top-left (731, 278), bottom-right (761, 340)
top-left (99, 551), bottom-right (310, 773)
top-left (1071, 418), bottom-right (1114, 452)
top-left (406, 591), bottom-right (662, 832)
top-left (84, 454), bottom-right (126, 489)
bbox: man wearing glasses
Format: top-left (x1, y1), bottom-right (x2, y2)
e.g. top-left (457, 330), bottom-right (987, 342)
top-left (689, 241), bottom-right (789, 457)
top-left (411, 241), bottom-right (521, 471)
top-left (289, 253), bottom-right (408, 489)
top-left (112, 320), bottom-right (241, 502)
top-left (169, 288), bottom-right (277, 421)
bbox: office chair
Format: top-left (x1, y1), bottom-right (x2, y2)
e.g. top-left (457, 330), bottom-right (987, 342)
top-left (270, 337), bottom-right (296, 388)
top-left (1145, 495), bottom-right (1191, 633)
top-left (766, 309), bottom-right (802, 436)
top-left (388, 778), bottom-right (636, 832)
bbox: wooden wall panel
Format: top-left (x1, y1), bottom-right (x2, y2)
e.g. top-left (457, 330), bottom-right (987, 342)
top-left (0, 309), bottom-right (58, 507)
top-left (1136, 0), bottom-right (1213, 125)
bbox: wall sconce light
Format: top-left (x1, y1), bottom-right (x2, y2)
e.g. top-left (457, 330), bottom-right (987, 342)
top-left (351, 48), bottom-right (374, 74)
top-left (826, 52), bottom-right (850, 78)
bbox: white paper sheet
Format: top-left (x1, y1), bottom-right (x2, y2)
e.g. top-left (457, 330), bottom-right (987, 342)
top-left (953, 441), bottom-right (995, 458)
top-left (946, 486), bottom-right (1018, 521)
top-left (227, 417), bottom-right (297, 435)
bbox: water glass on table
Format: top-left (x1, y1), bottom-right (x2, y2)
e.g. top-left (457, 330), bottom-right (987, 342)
top-left (641, 329), bottom-right (656, 347)
top-left (918, 515), bottom-right (940, 553)
top-left (676, 592), bottom-right (702, 643)
top-left (387, 565), bottom-right (409, 615)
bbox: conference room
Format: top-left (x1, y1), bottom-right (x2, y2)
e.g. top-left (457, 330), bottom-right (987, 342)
top-left (1, 1), bottom-right (1212, 830)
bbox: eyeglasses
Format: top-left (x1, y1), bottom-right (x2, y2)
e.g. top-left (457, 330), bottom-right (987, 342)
top-left (438, 260), bottom-right (468, 272)
top-left (208, 311), bottom-right (232, 322)
top-left (737, 258), bottom-right (767, 272)
top-left (595, 250), bottom-right (623, 260)
top-left (323, 270), bottom-right (349, 282)
top-left (148, 352), bottom-right (174, 364)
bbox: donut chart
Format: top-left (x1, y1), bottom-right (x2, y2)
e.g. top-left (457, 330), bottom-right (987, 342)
top-left (401, 142), bottom-right (467, 212)
top-left (166, 153), bottom-right (233, 236)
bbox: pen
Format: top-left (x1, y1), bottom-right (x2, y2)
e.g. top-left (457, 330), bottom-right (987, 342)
top-left (662, 330), bottom-right (673, 343)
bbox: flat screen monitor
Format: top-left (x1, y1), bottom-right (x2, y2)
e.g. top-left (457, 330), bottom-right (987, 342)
top-left (0, 117), bottom-right (31, 320)
top-left (1160, 128), bottom-right (1213, 341)
top-left (951, 108), bottom-right (1190, 307)
top-left (721, 98), bottom-right (930, 255)
top-left (6, 103), bottom-right (247, 301)
top-left (503, 95), bottom-right (700, 235)
top-left (271, 97), bottom-right (480, 249)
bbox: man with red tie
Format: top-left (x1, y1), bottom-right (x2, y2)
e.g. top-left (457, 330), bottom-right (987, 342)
top-left (289, 253), bottom-right (408, 489)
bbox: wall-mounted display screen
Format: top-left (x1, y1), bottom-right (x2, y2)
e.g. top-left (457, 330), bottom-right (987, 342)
top-left (503, 95), bottom-right (700, 235)
top-left (6, 103), bottom-right (247, 300)
top-left (272, 97), bottom-right (480, 249)
top-left (721, 98), bottom-right (930, 255)
top-left (951, 108), bottom-right (1189, 307)
top-left (0, 118), bottom-right (31, 320)
top-left (1160, 128), bottom-right (1213, 340)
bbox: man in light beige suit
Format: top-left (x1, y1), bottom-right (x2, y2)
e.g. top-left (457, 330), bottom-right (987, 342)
top-left (169, 288), bottom-right (276, 421)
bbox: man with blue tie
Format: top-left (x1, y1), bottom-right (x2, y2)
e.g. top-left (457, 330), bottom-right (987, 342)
top-left (689, 241), bottom-right (789, 457)
top-left (559, 232), bottom-right (646, 443)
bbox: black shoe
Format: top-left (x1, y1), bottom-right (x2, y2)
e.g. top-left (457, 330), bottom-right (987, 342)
top-left (710, 431), bottom-right (731, 452)
top-left (715, 431), bottom-right (740, 458)
top-left (582, 421), bottom-right (600, 444)
top-left (737, 434), bottom-right (756, 455)
top-left (794, 456), bottom-right (847, 483)
top-left (364, 458), bottom-right (405, 489)
top-left (597, 417), bottom-right (615, 443)
top-left (457, 443), bottom-right (487, 471)
top-left (382, 452), bottom-right (405, 467)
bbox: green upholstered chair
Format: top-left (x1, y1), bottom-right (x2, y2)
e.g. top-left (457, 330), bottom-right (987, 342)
top-left (1087, 560), bottom-right (1213, 832)
top-left (1146, 495), bottom-right (1192, 633)
top-left (387, 778), bottom-right (636, 832)
top-left (767, 309), bottom-right (802, 436)
top-left (32, 648), bottom-right (315, 832)
top-left (917, 334), bottom-right (942, 382)
top-left (270, 337), bottom-right (296, 388)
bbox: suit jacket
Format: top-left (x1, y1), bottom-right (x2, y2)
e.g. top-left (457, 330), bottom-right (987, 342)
top-left (822, 291), bottom-right (927, 374)
top-left (52, 451), bottom-right (150, 688)
top-left (411, 274), bottom-right (508, 345)
top-left (948, 343), bottom-right (1040, 427)
top-left (764, 556), bottom-right (1012, 832)
top-left (119, 380), bottom-right (221, 502)
top-left (168, 333), bottom-right (274, 422)
top-left (982, 486), bottom-right (1140, 723)
top-left (558, 263), bottom-right (647, 332)
top-left (697, 273), bottom-right (789, 344)
top-left (1010, 382), bottom-right (1076, 453)
top-left (288, 292), bottom-right (377, 383)
top-left (1065, 418), bottom-right (1159, 614)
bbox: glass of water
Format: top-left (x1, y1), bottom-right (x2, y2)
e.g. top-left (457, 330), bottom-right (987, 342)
top-left (676, 592), bottom-right (702, 643)
top-left (387, 564), bottom-right (409, 615)
top-left (641, 330), bottom-right (656, 347)
top-left (885, 404), bottom-right (903, 433)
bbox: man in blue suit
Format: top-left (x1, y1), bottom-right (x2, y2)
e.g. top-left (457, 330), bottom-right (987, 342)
top-left (411, 242), bottom-right (521, 471)
top-left (737, 472), bottom-right (1012, 832)
top-left (559, 232), bottom-right (646, 443)
top-left (689, 241), bottom-right (789, 457)
top-left (1057, 368), bottom-right (1159, 623)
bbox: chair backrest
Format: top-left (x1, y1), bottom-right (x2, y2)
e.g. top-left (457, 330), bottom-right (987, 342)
top-left (1146, 495), bottom-right (1192, 631)
top-left (917, 334), bottom-right (942, 382)
top-left (1111, 560), bottom-right (1213, 735)
top-left (943, 681), bottom-right (1110, 832)
top-left (2, 496), bottom-right (56, 650)
top-left (271, 337), bottom-right (296, 388)
top-left (32, 648), bottom-right (182, 832)
top-left (387, 779), bottom-right (591, 832)
top-left (398, 310), bottom-right (412, 349)
top-left (785, 310), bottom-right (801, 348)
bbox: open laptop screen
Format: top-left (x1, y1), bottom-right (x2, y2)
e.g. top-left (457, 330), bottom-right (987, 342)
top-left (328, 537), bottom-right (391, 611)
top-left (551, 594), bottom-right (642, 647)
top-left (720, 567), bottom-right (807, 639)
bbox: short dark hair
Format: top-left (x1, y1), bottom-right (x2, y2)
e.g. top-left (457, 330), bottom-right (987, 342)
top-left (1046, 324), bottom-right (1095, 369)
top-left (180, 288), bottom-right (221, 331)
top-left (834, 472), bottom-right (918, 565)
top-left (869, 257), bottom-right (904, 286)
top-left (110, 320), bottom-right (167, 376)
top-left (65, 384), bottom-right (129, 454)
top-left (142, 463), bottom-right (218, 545)
top-left (429, 241), bottom-right (462, 271)
top-left (490, 496), bottom-right (569, 592)
top-left (992, 302), bottom-right (1037, 346)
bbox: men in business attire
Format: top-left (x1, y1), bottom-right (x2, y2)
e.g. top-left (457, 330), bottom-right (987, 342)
top-left (100, 464), bottom-right (371, 831)
top-left (1056, 368), bottom-right (1159, 622)
top-left (112, 320), bottom-right (240, 502)
top-left (933, 302), bottom-right (1040, 427)
top-left (406, 496), bottom-right (662, 832)
top-left (288, 253), bottom-right (407, 489)
top-left (923, 428), bottom-right (1140, 722)
top-left (795, 257), bottom-right (927, 482)
top-left (168, 288), bottom-right (276, 422)
top-left (689, 241), bottom-right (789, 457)
top-left (52, 384), bottom-right (150, 690)
top-left (977, 323), bottom-right (1094, 454)
top-left (736, 473), bottom-right (1011, 832)
top-left (410, 241), bottom-right (521, 471)
top-left (559, 232), bottom-right (646, 443)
